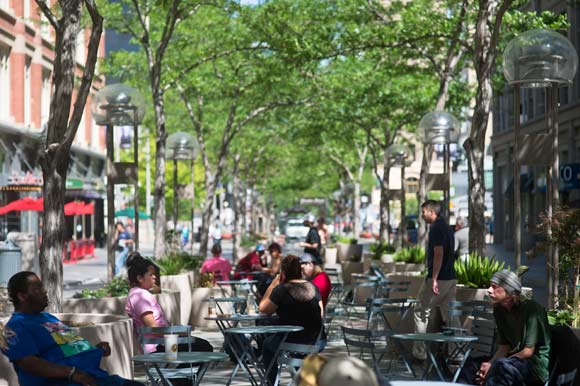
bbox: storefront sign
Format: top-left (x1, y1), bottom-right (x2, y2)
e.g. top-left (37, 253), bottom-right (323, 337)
top-left (66, 178), bottom-right (84, 189)
top-left (560, 163), bottom-right (580, 190)
top-left (7, 171), bottom-right (42, 186)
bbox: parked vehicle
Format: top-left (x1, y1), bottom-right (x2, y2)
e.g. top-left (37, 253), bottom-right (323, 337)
top-left (285, 218), bottom-right (309, 240)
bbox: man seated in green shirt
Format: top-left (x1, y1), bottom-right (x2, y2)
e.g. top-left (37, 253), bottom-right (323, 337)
top-left (458, 270), bottom-right (550, 386)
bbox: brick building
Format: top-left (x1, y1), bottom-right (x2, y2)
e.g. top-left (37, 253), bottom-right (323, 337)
top-left (0, 0), bottom-right (106, 243)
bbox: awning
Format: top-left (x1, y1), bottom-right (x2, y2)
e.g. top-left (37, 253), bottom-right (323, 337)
top-left (64, 201), bottom-right (94, 216)
top-left (0, 197), bottom-right (43, 215)
top-left (115, 207), bottom-right (150, 219)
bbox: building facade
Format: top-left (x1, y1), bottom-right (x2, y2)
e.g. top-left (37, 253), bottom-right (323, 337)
top-left (0, 0), bottom-right (106, 243)
top-left (491, 1), bottom-right (580, 250)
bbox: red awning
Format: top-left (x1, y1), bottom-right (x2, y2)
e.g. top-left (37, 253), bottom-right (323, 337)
top-left (0, 197), bottom-right (43, 215)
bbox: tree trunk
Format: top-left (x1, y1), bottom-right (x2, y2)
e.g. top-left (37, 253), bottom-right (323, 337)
top-left (232, 154), bottom-right (243, 261)
top-left (466, 0), bottom-right (512, 257)
top-left (379, 156), bottom-right (391, 242)
top-left (39, 152), bottom-right (68, 313)
top-left (36, 0), bottom-right (102, 311)
top-left (353, 182), bottom-right (361, 237)
top-left (152, 92), bottom-right (168, 259)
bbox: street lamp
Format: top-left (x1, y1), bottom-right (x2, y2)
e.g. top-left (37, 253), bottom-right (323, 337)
top-left (419, 111), bottom-right (460, 219)
top-left (503, 28), bottom-right (578, 307)
top-left (166, 131), bottom-right (199, 254)
top-left (387, 144), bottom-right (413, 248)
top-left (91, 84), bottom-right (146, 279)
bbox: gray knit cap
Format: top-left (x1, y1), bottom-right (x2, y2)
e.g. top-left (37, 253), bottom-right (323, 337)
top-left (490, 269), bottom-right (521, 294)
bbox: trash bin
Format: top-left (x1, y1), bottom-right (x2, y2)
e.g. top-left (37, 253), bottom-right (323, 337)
top-left (0, 240), bottom-right (21, 287)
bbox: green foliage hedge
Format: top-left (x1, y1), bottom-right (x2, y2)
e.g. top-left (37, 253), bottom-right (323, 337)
top-left (369, 242), bottom-right (396, 260)
top-left (393, 246), bottom-right (425, 264)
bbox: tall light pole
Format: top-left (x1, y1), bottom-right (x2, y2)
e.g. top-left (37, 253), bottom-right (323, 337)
top-left (503, 28), bottom-right (578, 307)
top-left (91, 84), bottom-right (145, 279)
top-left (387, 144), bottom-right (413, 248)
top-left (419, 111), bottom-right (460, 220)
top-left (166, 131), bottom-right (198, 254)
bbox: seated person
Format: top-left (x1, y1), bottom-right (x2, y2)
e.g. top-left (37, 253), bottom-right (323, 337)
top-left (1, 271), bottom-right (144, 386)
top-left (233, 244), bottom-right (266, 280)
top-left (200, 244), bottom-right (232, 283)
top-left (124, 252), bottom-right (213, 355)
top-left (259, 255), bottom-right (324, 386)
top-left (458, 270), bottom-right (550, 386)
top-left (300, 253), bottom-right (332, 307)
top-left (256, 243), bottom-right (283, 295)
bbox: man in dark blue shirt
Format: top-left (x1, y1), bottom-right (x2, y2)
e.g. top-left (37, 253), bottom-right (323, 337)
top-left (412, 200), bottom-right (456, 361)
top-left (301, 214), bottom-right (321, 264)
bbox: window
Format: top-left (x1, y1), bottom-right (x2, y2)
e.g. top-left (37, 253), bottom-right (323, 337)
top-left (41, 69), bottom-right (52, 129)
top-left (537, 88), bottom-right (546, 116)
top-left (559, 86), bottom-right (569, 106)
top-left (0, 46), bottom-right (10, 119)
top-left (24, 57), bottom-right (31, 127)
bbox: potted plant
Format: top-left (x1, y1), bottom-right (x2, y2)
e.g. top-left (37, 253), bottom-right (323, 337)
top-left (190, 272), bottom-right (222, 328)
top-left (336, 236), bottom-right (362, 263)
top-left (156, 252), bottom-right (204, 325)
top-left (393, 246), bottom-right (426, 272)
top-left (364, 241), bottom-right (396, 272)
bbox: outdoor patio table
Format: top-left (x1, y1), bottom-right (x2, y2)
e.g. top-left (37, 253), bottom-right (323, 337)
top-left (391, 333), bottom-right (478, 383)
top-left (131, 351), bottom-right (229, 386)
top-left (224, 325), bottom-right (304, 386)
top-left (205, 313), bottom-right (272, 335)
top-left (216, 279), bottom-right (259, 297)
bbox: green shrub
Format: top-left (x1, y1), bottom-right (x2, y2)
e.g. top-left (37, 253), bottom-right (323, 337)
top-left (74, 276), bottom-right (130, 299)
top-left (369, 242), bottom-right (396, 260)
top-left (336, 236), bottom-right (357, 244)
top-left (156, 252), bottom-right (204, 275)
top-left (548, 309), bottom-right (576, 326)
top-left (454, 253), bottom-right (508, 289)
top-left (394, 246), bottom-right (425, 264)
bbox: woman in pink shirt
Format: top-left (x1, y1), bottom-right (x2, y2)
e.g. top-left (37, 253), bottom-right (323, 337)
top-left (200, 244), bottom-right (232, 283)
top-left (125, 252), bottom-right (213, 355)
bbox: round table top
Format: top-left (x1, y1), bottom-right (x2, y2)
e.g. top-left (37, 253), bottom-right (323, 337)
top-left (202, 296), bottom-right (247, 302)
top-left (217, 280), bottom-right (258, 285)
top-left (205, 313), bottom-right (271, 322)
top-left (132, 352), bottom-right (229, 364)
top-left (391, 333), bottom-right (478, 343)
top-left (225, 325), bottom-right (304, 335)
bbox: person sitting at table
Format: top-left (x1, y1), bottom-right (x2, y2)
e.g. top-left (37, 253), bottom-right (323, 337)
top-left (233, 244), bottom-right (266, 280)
top-left (457, 270), bottom-right (550, 386)
top-left (1, 271), bottom-right (145, 386)
top-left (200, 244), bottom-right (232, 283)
top-left (256, 242), bottom-right (283, 296)
top-left (259, 255), bottom-right (324, 386)
top-left (300, 253), bottom-right (332, 307)
top-left (125, 252), bottom-right (213, 356)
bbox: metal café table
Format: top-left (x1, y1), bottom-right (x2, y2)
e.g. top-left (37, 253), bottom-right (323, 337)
top-left (205, 313), bottom-right (271, 333)
top-left (132, 351), bottom-right (229, 386)
top-left (391, 333), bottom-right (478, 383)
top-left (225, 325), bottom-right (303, 386)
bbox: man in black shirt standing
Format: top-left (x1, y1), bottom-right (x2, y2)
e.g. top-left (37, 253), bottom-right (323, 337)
top-left (300, 214), bottom-right (321, 264)
top-left (413, 200), bottom-right (456, 361)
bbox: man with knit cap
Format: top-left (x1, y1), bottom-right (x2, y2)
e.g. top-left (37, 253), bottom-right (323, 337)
top-left (458, 269), bottom-right (550, 386)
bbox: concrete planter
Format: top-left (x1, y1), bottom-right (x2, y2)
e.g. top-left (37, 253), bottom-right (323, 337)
top-left (0, 313), bottom-right (135, 385)
top-left (394, 262), bottom-right (407, 272)
top-left (456, 284), bottom-right (533, 301)
top-left (386, 273), bottom-right (426, 299)
top-left (62, 289), bottom-right (181, 325)
top-left (381, 254), bottom-right (394, 263)
top-left (161, 272), bottom-right (195, 325)
top-left (341, 261), bottom-right (364, 285)
top-left (337, 242), bottom-right (363, 263)
top-left (190, 286), bottom-right (223, 328)
top-left (324, 247), bottom-right (338, 265)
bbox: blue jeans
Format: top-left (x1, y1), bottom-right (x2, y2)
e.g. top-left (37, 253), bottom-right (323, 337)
top-left (457, 356), bottom-right (543, 386)
top-left (115, 247), bottom-right (129, 276)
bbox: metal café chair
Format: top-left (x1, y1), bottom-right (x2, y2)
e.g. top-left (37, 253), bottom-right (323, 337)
top-left (341, 325), bottom-right (391, 380)
top-left (273, 342), bottom-right (320, 386)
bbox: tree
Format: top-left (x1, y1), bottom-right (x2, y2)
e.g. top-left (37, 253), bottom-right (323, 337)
top-left (36, 0), bottom-right (103, 312)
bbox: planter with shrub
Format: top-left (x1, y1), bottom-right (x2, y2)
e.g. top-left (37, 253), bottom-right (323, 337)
top-left (336, 236), bottom-right (362, 263)
top-left (393, 246), bottom-right (426, 272)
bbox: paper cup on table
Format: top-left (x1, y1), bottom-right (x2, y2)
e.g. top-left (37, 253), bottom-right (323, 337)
top-left (164, 334), bottom-right (178, 360)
